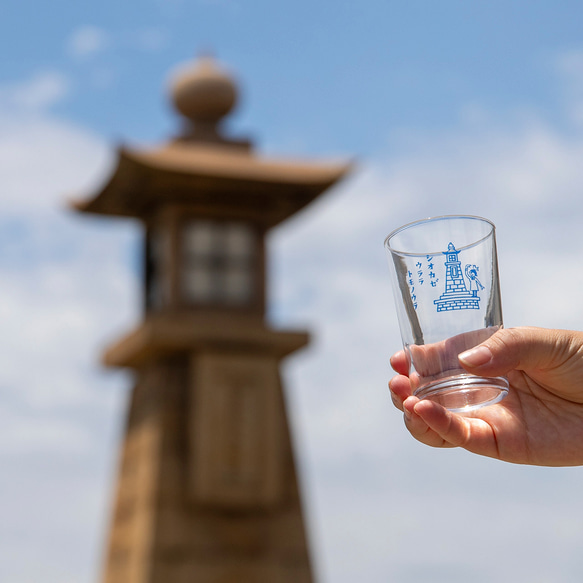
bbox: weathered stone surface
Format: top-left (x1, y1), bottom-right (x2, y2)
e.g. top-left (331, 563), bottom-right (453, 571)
top-left (101, 352), bottom-right (314, 583)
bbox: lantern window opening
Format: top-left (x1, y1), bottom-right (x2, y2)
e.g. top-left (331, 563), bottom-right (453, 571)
top-left (180, 219), bottom-right (256, 306)
top-left (145, 224), bottom-right (172, 310)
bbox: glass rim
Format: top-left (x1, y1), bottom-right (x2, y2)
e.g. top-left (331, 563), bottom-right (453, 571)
top-left (384, 214), bottom-right (496, 257)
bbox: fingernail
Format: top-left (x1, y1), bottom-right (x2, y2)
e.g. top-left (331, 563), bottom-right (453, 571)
top-left (459, 345), bottom-right (493, 367)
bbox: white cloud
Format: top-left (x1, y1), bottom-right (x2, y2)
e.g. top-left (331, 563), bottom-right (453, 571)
top-left (555, 49), bottom-right (583, 83)
top-left (0, 112), bottom-right (113, 210)
top-left (66, 25), bottom-right (168, 62)
top-left (0, 71), bottom-right (71, 111)
top-left (129, 27), bottom-right (169, 52)
top-left (0, 77), bottom-right (137, 583)
top-left (67, 25), bottom-right (111, 59)
top-left (553, 48), bottom-right (583, 125)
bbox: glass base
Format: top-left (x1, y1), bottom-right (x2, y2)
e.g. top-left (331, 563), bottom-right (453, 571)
top-left (414, 374), bottom-right (509, 413)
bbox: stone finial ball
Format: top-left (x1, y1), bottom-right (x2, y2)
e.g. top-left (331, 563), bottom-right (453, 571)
top-left (170, 55), bottom-right (238, 123)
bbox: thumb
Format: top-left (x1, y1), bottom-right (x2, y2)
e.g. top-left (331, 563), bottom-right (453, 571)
top-left (458, 326), bottom-right (579, 378)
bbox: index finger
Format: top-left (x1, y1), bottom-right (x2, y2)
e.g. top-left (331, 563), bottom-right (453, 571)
top-left (390, 349), bottom-right (410, 376)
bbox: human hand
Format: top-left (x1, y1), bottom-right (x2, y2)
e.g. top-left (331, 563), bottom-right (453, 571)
top-left (389, 327), bottom-right (583, 466)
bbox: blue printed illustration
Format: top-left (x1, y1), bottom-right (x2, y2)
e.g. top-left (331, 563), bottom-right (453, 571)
top-left (433, 242), bottom-right (482, 311)
top-left (465, 264), bottom-right (484, 296)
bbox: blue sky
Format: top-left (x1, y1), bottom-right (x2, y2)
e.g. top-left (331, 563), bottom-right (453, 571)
top-left (4, 1), bottom-right (583, 582)
top-left (4, 0), bottom-right (583, 152)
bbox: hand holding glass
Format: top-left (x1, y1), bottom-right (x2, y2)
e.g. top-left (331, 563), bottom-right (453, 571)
top-left (385, 215), bottom-right (508, 412)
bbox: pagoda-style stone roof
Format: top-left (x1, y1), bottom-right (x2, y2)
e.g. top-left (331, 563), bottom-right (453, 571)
top-left (72, 55), bottom-right (352, 226)
top-left (72, 142), bottom-right (351, 226)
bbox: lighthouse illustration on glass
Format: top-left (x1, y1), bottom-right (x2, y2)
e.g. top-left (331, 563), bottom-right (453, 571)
top-left (434, 242), bottom-right (484, 312)
top-left (385, 215), bottom-right (509, 412)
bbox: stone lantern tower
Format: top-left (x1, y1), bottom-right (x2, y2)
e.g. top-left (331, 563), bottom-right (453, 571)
top-left (74, 56), bottom-right (350, 583)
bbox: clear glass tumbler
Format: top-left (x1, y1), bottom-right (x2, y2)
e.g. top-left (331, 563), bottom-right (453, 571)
top-left (384, 215), bottom-right (509, 412)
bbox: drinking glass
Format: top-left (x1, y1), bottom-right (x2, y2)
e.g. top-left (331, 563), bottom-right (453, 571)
top-left (384, 215), bottom-right (509, 412)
